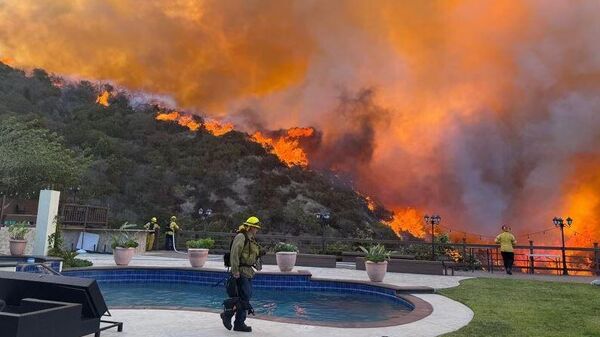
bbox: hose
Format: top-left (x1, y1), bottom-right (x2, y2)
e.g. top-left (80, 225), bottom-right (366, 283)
top-left (170, 233), bottom-right (188, 255)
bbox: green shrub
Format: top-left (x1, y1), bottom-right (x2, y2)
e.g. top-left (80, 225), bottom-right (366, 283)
top-left (274, 242), bottom-right (299, 253)
top-left (57, 251), bottom-right (93, 268)
top-left (8, 222), bottom-right (29, 240)
top-left (359, 244), bottom-right (392, 263)
top-left (186, 238), bottom-right (215, 249)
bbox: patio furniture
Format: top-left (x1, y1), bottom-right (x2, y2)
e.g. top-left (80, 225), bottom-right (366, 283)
top-left (0, 271), bottom-right (122, 337)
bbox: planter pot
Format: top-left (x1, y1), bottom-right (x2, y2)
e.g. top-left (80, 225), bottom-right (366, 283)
top-left (365, 260), bottom-right (388, 282)
top-left (113, 247), bottom-right (135, 266)
top-left (9, 240), bottom-right (27, 256)
top-left (276, 251), bottom-right (297, 272)
top-left (188, 248), bottom-right (209, 268)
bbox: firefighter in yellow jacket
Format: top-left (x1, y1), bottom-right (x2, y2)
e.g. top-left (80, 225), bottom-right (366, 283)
top-left (165, 216), bottom-right (180, 251)
top-left (144, 217), bottom-right (160, 251)
top-left (220, 216), bottom-right (263, 332)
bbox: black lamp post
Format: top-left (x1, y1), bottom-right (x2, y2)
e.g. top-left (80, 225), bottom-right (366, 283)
top-left (198, 208), bottom-right (213, 232)
top-left (316, 212), bottom-right (331, 254)
top-left (553, 216), bottom-right (573, 276)
top-left (424, 214), bottom-right (441, 260)
top-left (69, 186), bottom-right (81, 204)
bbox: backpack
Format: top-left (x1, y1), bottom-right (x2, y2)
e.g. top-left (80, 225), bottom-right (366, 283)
top-left (224, 232), bottom-right (250, 268)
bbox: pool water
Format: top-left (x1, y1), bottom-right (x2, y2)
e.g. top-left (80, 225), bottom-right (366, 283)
top-left (99, 282), bottom-right (412, 323)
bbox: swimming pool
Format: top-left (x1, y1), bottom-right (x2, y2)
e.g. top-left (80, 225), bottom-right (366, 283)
top-left (63, 267), bottom-right (432, 328)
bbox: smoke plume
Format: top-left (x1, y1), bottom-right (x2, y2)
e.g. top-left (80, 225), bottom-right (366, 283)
top-left (1, 0), bottom-right (600, 242)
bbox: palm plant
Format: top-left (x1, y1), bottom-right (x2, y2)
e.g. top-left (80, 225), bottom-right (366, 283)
top-left (359, 244), bottom-right (392, 263)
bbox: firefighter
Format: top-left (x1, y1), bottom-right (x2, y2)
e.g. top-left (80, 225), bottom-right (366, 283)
top-left (144, 217), bottom-right (160, 251)
top-left (495, 225), bottom-right (517, 275)
top-left (220, 216), bottom-right (263, 332)
top-left (165, 215), bottom-right (180, 251)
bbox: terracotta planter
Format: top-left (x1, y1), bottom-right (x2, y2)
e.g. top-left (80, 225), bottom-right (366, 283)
top-left (276, 251), bottom-right (297, 272)
top-left (113, 247), bottom-right (135, 266)
top-left (9, 240), bottom-right (27, 256)
top-left (365, 260), bottom-right (388, 282)
top-left (188, 248), bottom-right (209, 268)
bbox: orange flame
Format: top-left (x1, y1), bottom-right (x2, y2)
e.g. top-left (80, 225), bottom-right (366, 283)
top-left (251, 127), bottom-right (314, 167)
top-left (365, 196), bottom-right (377, 212)
top-left (204, 119), bottom-right (234, 136)
top-left (386, 207), bottom-right (426, 238)
top-left (564, 155), bottom-right (600, 246)
top-left (0, 56), bottom-right (14, 65)
top-left (95, 90), bottom-right (110, 106)
top-left (155, 111), bottom-right (200, 131)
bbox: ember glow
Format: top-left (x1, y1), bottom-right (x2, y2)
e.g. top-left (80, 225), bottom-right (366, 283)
top-left (2, 0), bottom-right (600, 244)
top-left (96, 91), bottom-right (110, 107)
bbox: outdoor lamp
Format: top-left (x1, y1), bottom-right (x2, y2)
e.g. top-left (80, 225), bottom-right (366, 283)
top-left (553, 216), bottom-right (573, 276)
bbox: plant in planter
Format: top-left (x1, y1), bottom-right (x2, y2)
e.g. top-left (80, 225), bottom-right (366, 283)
top-left (8, 222), bottom-right (30, 256)
top-left (186, 238), bottom-right (214, 268)
top-left (274, 242), bottom-right (299, 272)
top-left (359, 244), bottom-right (393, 282)
top-left (111, 223), bottom-right (139, 266)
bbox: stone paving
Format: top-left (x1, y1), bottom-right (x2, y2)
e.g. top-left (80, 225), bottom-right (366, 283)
top-left (76, 252), bottom-right (473, 337)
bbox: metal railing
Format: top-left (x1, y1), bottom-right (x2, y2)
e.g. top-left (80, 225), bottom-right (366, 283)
top-left (157, 230), bottom-right (600, 276)
top-left (60, 204), bottom-right (109, 227)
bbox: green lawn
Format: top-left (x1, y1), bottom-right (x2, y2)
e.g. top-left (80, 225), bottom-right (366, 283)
top-left (438, 278), bottom-right (600, 337)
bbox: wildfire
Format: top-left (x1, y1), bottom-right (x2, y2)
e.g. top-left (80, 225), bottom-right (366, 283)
top-left (563, 156), bottom-right (600, 247)
top-left (6, 1), bottom-right (600, 246)
top-left (96, 91), bottom-right (110, 106)
top-left (251, 127), bottom-right (315, 167)
top-left (155, 111), bottom-right (200, 131)
top-left (386, 207), bottom-right (426, 238)
top-left (0, 56), bottom-right (14, 65)
top-left (365, 196), bottom-right (377, 212)
top-left (204, 119), bottom-right (234, 136)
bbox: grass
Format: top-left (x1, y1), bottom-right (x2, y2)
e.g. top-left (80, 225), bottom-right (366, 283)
top-left (438, 278), bottom-right (600, 337)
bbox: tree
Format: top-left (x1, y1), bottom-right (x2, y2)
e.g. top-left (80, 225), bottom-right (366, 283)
top-left (0, 117), bottom-right (88, 196)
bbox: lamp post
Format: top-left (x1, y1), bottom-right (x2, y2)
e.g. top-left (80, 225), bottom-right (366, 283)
top-left (553, 216), bottom-right (573, 276)
top-left (69, 186), bottom-right (81, 204)
top-left (316, 212), bottom-right (331, 254)
top-left (198, 208), bottom-right (213, 233)
top-left (424, 214), bottom-right (441, 260)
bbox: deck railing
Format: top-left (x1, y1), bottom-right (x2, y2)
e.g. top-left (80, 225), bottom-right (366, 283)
top-left (155, 231), bottom-right (600, 276)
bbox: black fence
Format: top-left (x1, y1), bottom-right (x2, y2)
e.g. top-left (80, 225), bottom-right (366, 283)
top-left (158, 231), bottom-right (600, 276)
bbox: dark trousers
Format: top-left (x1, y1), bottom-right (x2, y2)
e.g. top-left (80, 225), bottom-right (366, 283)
top-left (165, 234), bottom-right (174, 250)
top-left (226, 276), bottom-right (253, 327)
top-left (501, 251), bottom-right (514, 271)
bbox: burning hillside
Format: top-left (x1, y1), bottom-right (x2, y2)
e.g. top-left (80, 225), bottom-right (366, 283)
top-left (3, 0), bottom-right (600, 244)
top-left (154, 111), bottom-right (316, 167)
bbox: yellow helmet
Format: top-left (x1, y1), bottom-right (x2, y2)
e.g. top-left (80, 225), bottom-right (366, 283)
top-left (243, 216), bottom-right (261, 229)
top-left (151, 217), bottom-right (157, 222)
top-left (170, 216), bottom-right (177, 220)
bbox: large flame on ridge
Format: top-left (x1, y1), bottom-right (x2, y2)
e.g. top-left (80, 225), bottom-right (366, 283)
top-left (96, 91), bottom-right (110, 107)
top-left (154, 111), bottom-right (312, 166)
top-left (2, 0), bottom-right (600, 244)
top-left (156, 111), bottom-right (200, 131)
top-left (252, 127), bottom-right (315, 167)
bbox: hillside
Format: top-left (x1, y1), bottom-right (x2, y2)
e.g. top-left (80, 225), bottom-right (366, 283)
top-left (0, 62), bottom-right (396, 239)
